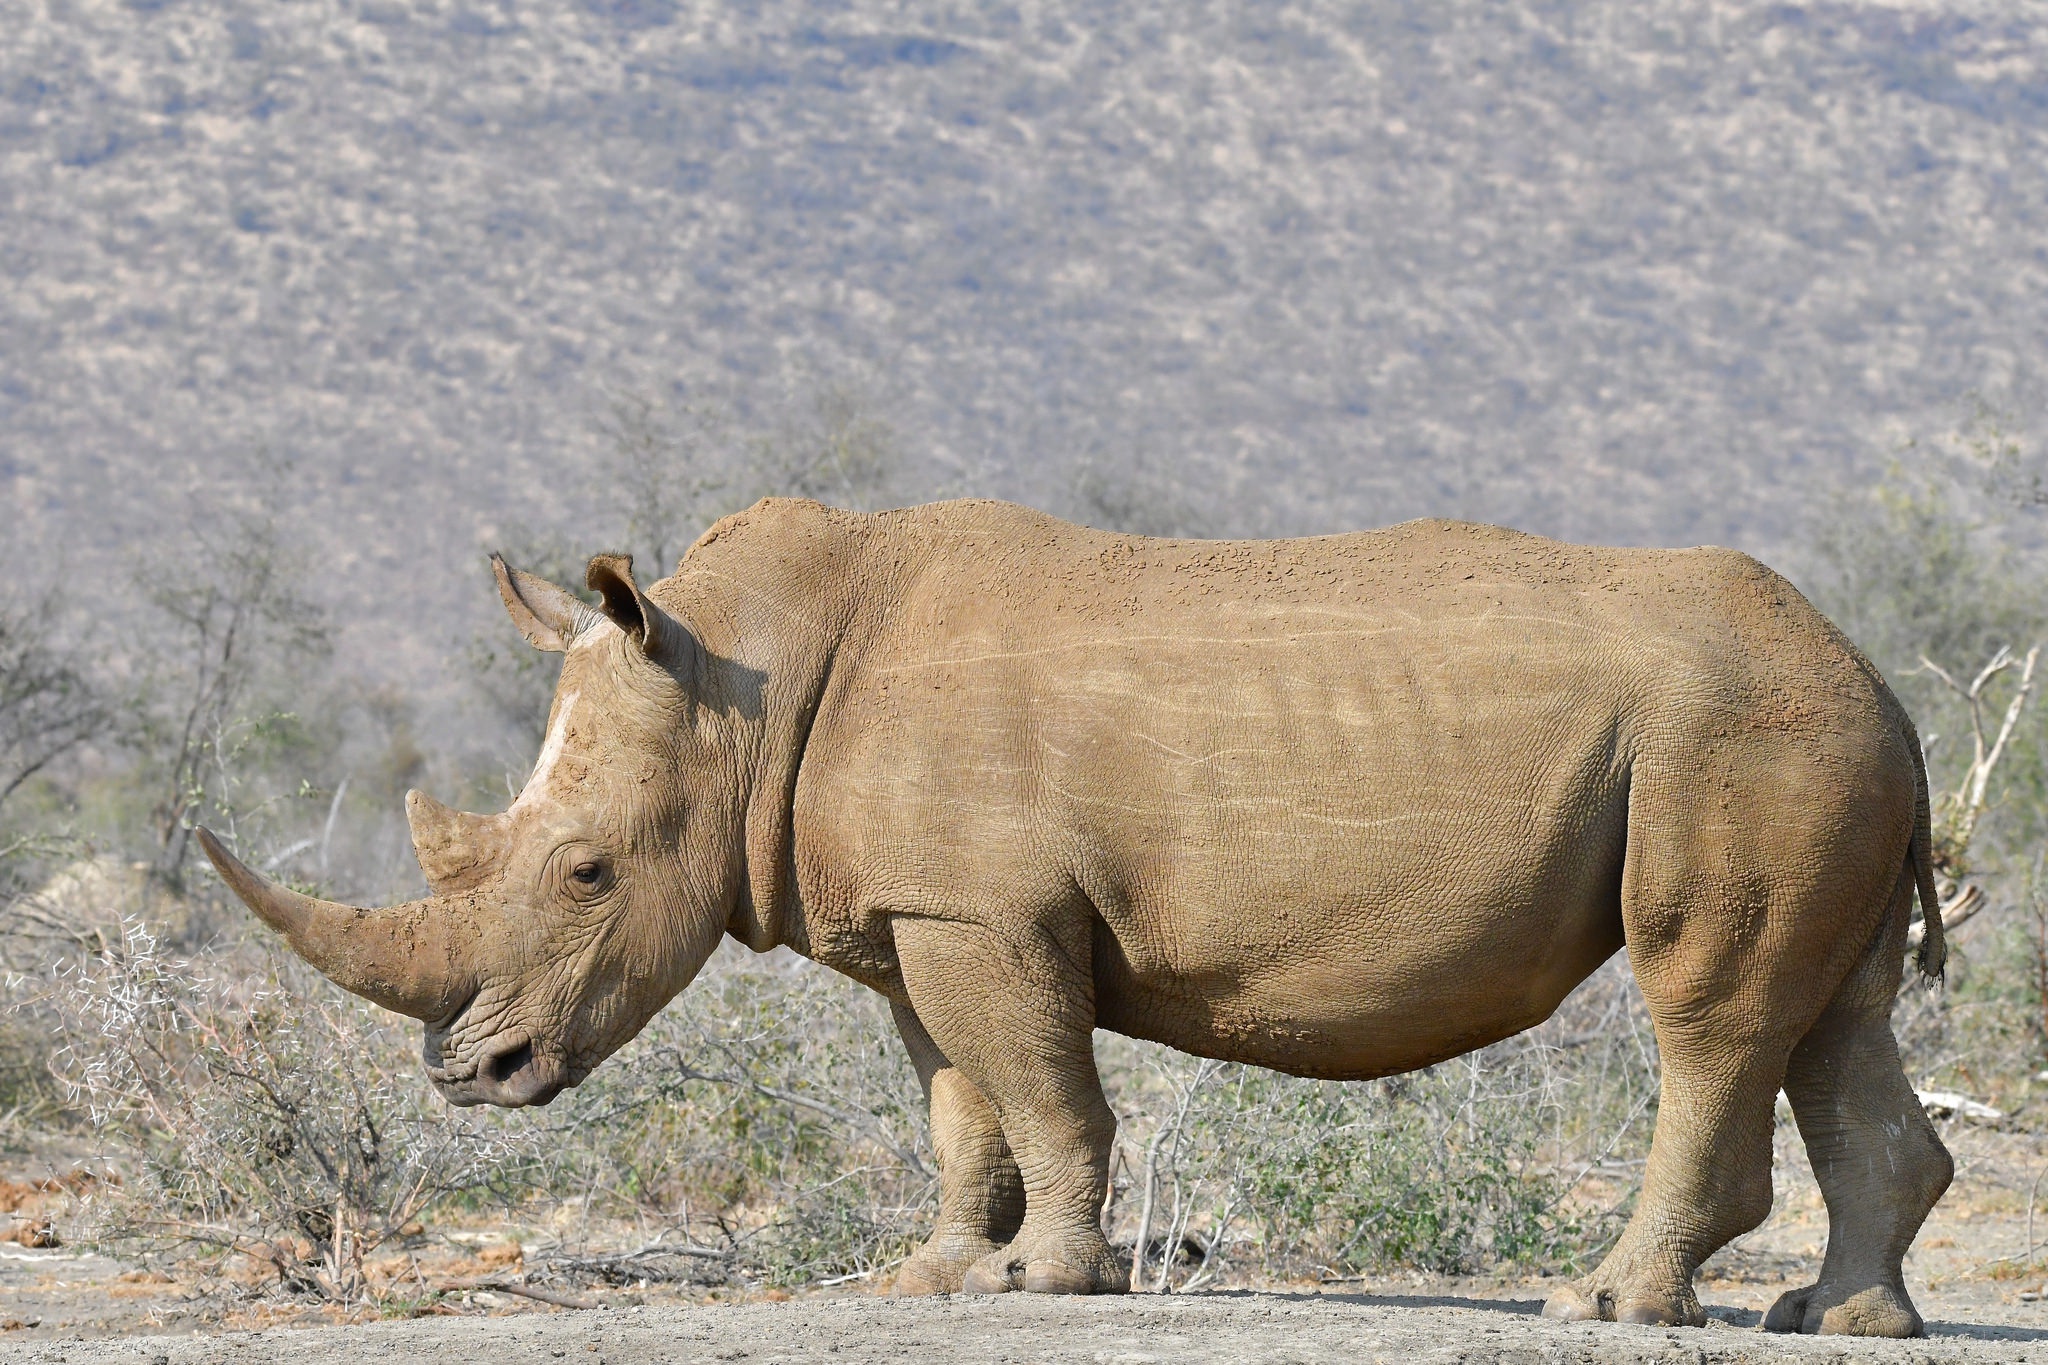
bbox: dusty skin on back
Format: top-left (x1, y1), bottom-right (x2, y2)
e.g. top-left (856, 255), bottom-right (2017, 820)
top-left (201, 498), bottom-right (1952, 1337)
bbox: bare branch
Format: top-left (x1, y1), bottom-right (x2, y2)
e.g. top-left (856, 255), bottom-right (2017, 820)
top-left (0, 601), bottom-right (106, 816)
top-left (1968, 644), bottom-right (2019, 697)
top-left (1919, 642), bottom-right (2042, 876)
top-left (1914, 655), bottom-right (1964, 694)
top-left (1970, 645), bottom-right (2040, 817)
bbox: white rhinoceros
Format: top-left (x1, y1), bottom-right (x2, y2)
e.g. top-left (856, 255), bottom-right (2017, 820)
top-left (201, 497), bottom-right (1950, 1336)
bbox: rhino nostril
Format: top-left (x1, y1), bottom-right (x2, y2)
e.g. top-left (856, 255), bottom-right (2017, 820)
top-left (486, 1038), bottom-right (535, 1085)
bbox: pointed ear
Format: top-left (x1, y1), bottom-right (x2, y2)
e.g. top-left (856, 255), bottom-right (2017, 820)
top-left (585, 552), bottom-right (684, 660)
top-left (491, 553), bottom-right (597, 653)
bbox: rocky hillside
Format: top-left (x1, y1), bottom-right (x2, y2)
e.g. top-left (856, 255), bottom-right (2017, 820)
top-left (5, 0), bottom-right (2048, 696)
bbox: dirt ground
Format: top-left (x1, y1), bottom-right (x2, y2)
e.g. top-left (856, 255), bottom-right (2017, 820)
top-left (0, 1126), bottom-right (2042, 1364)
top-left (0, 1285), bottom-right (2041, 1365)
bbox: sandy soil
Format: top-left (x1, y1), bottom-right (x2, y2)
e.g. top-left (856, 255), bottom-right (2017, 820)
top-left (0, 1287), bottom-right (2042, 1365)
top-left (0, 1127), bottom-right (2043, 1363)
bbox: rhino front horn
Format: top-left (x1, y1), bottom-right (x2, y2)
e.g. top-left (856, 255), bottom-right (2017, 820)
top-left (196, 827), bottom-right (477, 1023)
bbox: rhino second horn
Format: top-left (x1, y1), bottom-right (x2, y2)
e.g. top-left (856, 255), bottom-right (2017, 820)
top-left (196, 827), bottom-right (476, 1023)
top-left (405, 789), bottom-right (502, 893)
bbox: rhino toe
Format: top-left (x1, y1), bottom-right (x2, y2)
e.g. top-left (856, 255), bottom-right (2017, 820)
top-left (1762, 1285), bottom-right (1812, 1333)
top-left (960, 1261), bottom-right (1016, 1294)
top-left (1541, 1284), bottom-right (1603, 1322)
top-left (1022, 1260), bottom-right (1098, 1294)
top-left (893, 1235), bottom-right (1005, 1296)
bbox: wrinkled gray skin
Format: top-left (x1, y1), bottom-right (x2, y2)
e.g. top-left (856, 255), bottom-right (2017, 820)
top-left (203, 498), bottom-right (1951, 1337)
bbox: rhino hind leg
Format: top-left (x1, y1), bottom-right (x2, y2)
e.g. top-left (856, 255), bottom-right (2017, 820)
top-left (888, 1002), bottom-right (1026, 1295)
top-left (893, 917), bottom-right (1126, 1296)
top-left (1541, 1029), bottom-right (1782, 1329)
top-left (1767, 885), bottom-right (1952, 1337)
top-left (1544, 825), bottom-right (1811, 1328)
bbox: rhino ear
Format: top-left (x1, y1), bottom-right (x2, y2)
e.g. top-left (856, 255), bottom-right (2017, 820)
top-left (492, 553), bottom-right (597, 653)
top-left (585, 552), bottom-right (684, 660)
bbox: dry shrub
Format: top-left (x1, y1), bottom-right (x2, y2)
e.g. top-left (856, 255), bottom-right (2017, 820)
top-left (534, 942), bottom-right (935, 1288)
top-left (45, 921), bottom-right (531, 1300)
top-left (1102, 956), bottom-right (1660, 1288)
top-left (1898, 898), bottom-right (2048, 1117)
top-left (1108, 1054), bottom-right (1581, 1284)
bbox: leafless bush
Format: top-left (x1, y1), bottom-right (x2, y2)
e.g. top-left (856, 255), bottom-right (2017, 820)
top-left (42, 921), bottom-right (532, 1301)
top-left (1099, 955), bottom-right (1658, 1289)
top-left (599, 381), bottom-right (906, 578)
top-left (0, 598), bottom-right (105, 820)
top-left (1897, 861), bottom-right (2048, 1116)
top-left (1877, 638), bottom-right (2048, 1113)
top-left (533, 943), bottom-right (934, 1289)
top-left (1917, 643), bottom-right (2041, 884)
top-left (119, 461), bottom-right (331, 884)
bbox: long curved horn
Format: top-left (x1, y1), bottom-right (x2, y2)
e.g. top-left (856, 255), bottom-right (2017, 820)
top-left (197, 828), bottom-right (477, 1022)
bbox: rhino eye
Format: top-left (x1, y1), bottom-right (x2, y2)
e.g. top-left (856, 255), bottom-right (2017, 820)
top-left (571, 861), bottom-right (603, 885)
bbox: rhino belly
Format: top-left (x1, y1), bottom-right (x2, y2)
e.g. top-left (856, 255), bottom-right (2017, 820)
top-left (1085, 787), bottom-right (1630, 1082)
top-left (1091, 899), bottom-right (1624, 1080)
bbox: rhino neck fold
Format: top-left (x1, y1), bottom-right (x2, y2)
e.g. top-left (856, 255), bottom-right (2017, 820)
top-left (730, 628), bottom-right (837, 960)
top-left (665, 502), bottom-right (876, 961)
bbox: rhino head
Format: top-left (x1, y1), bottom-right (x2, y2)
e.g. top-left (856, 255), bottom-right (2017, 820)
top-left (199, 552), bottom-right (754, 1107)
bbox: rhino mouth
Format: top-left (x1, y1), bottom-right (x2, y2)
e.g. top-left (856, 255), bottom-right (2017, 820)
top-left (426, 994), bottom-right (569, 1108)
top-left (440, 1030), bottom-right (566, 1108)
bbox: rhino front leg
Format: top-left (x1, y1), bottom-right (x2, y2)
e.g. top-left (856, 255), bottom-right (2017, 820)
top-left (888, 1000), bottom-right (1025, 1295)
top-left (893, 915), bottom-right (1124, 1295)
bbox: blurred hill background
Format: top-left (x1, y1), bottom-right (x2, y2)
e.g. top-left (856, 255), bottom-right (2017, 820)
top-left (9, 0), bottom-right (2048, 718)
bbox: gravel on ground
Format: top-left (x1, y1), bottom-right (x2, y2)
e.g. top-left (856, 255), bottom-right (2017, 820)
top-left (0, 1290), bottom-right (2042, 1365)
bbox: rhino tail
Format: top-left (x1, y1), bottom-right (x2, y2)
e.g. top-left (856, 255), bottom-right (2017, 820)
top-left (1907, 731), bottom-right (1946, 985)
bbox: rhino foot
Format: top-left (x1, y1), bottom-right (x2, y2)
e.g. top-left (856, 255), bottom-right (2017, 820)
top-left (1763, 1282), bottom-right (1923, 1337)
top-left (960, 1228), bottom-right (1124, 1295)
top-left (1541, 1279), bottom-right (1702, 1328)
